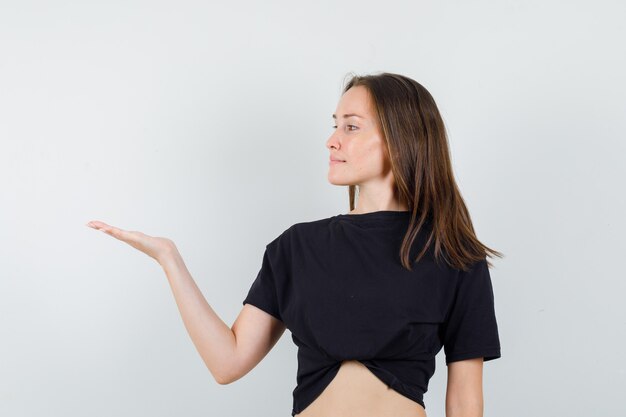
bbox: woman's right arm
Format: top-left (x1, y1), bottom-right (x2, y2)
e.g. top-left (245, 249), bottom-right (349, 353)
top-left (161, 248), bottom-right (286, 385)
top-left (86, 220), bottom-right (285, 385)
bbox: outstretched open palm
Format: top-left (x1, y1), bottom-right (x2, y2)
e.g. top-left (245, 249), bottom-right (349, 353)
top-left (86, 220), bottom-right (175, 264)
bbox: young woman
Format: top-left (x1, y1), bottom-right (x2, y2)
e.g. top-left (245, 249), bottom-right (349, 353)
top-left (87, 72), bottom-right (502, 417)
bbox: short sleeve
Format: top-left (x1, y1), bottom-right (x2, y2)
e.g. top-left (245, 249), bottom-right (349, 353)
top-left (242, 237), bottom-right (287, 323)
top-left (442, 258), bottom-right (501, 365)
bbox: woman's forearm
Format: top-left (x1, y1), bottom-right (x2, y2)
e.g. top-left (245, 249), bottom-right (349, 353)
top-left (159, 248), bottom-right (236, 384)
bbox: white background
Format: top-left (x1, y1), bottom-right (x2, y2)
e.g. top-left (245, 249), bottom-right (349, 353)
top-left (1, 1), bottom-right (624, 416)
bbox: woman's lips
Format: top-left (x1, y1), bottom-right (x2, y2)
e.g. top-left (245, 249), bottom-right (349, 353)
top-left (329, 160), bottom-right (346, 165)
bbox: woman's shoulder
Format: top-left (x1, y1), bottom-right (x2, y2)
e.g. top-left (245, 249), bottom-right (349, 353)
top-left (291, 214), bottom-right (337, 231)
top-left (267, 214), bottom-right (337, 248)
top-left (266, 214), bottom-right (334, 241)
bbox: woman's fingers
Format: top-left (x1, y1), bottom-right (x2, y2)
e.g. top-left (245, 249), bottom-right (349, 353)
top-left (86, 220), bottom-right (129, 241)
top-left (86, 220), bottom-right (173, 263)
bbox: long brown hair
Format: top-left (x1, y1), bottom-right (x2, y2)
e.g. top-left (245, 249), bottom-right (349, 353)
top-left (341, 72), bottom-right (503, 271)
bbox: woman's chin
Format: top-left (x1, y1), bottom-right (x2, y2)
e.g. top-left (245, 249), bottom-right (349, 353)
top-left (327, 177), bottom-right (351, 186)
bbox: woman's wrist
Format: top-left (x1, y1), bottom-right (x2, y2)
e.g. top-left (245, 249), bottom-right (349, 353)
top-left (157, 241), bottom-right (181, 269)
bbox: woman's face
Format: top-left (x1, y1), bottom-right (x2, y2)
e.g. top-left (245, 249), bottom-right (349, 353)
top-left (326, 85), bottom-right (391, 186)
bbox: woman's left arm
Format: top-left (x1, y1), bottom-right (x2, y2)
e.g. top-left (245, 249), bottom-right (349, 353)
top-left (445, 357), bottom-right (484, 417)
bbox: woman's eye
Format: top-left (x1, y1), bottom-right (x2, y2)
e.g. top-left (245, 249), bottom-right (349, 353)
top-left (331, 125), bottom-right (358, 131)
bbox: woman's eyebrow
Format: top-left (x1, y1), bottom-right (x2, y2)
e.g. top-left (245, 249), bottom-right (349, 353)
top-left (332, 113), bottom-right (364, 119)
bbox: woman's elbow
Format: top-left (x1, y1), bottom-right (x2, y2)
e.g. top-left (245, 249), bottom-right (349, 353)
top-left (445, 357), bottom-right (485, 417)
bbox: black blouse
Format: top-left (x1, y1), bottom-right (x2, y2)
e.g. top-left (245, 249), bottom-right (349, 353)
top-left (243, 210), bottom-right (501, 416)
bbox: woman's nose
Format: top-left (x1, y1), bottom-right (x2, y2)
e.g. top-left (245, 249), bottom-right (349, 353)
top-left (326, 132), bottom-right (340, 150)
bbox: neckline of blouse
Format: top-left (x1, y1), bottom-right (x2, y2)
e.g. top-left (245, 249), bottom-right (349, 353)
top-left (336, 210), bottom-right (412, 221)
